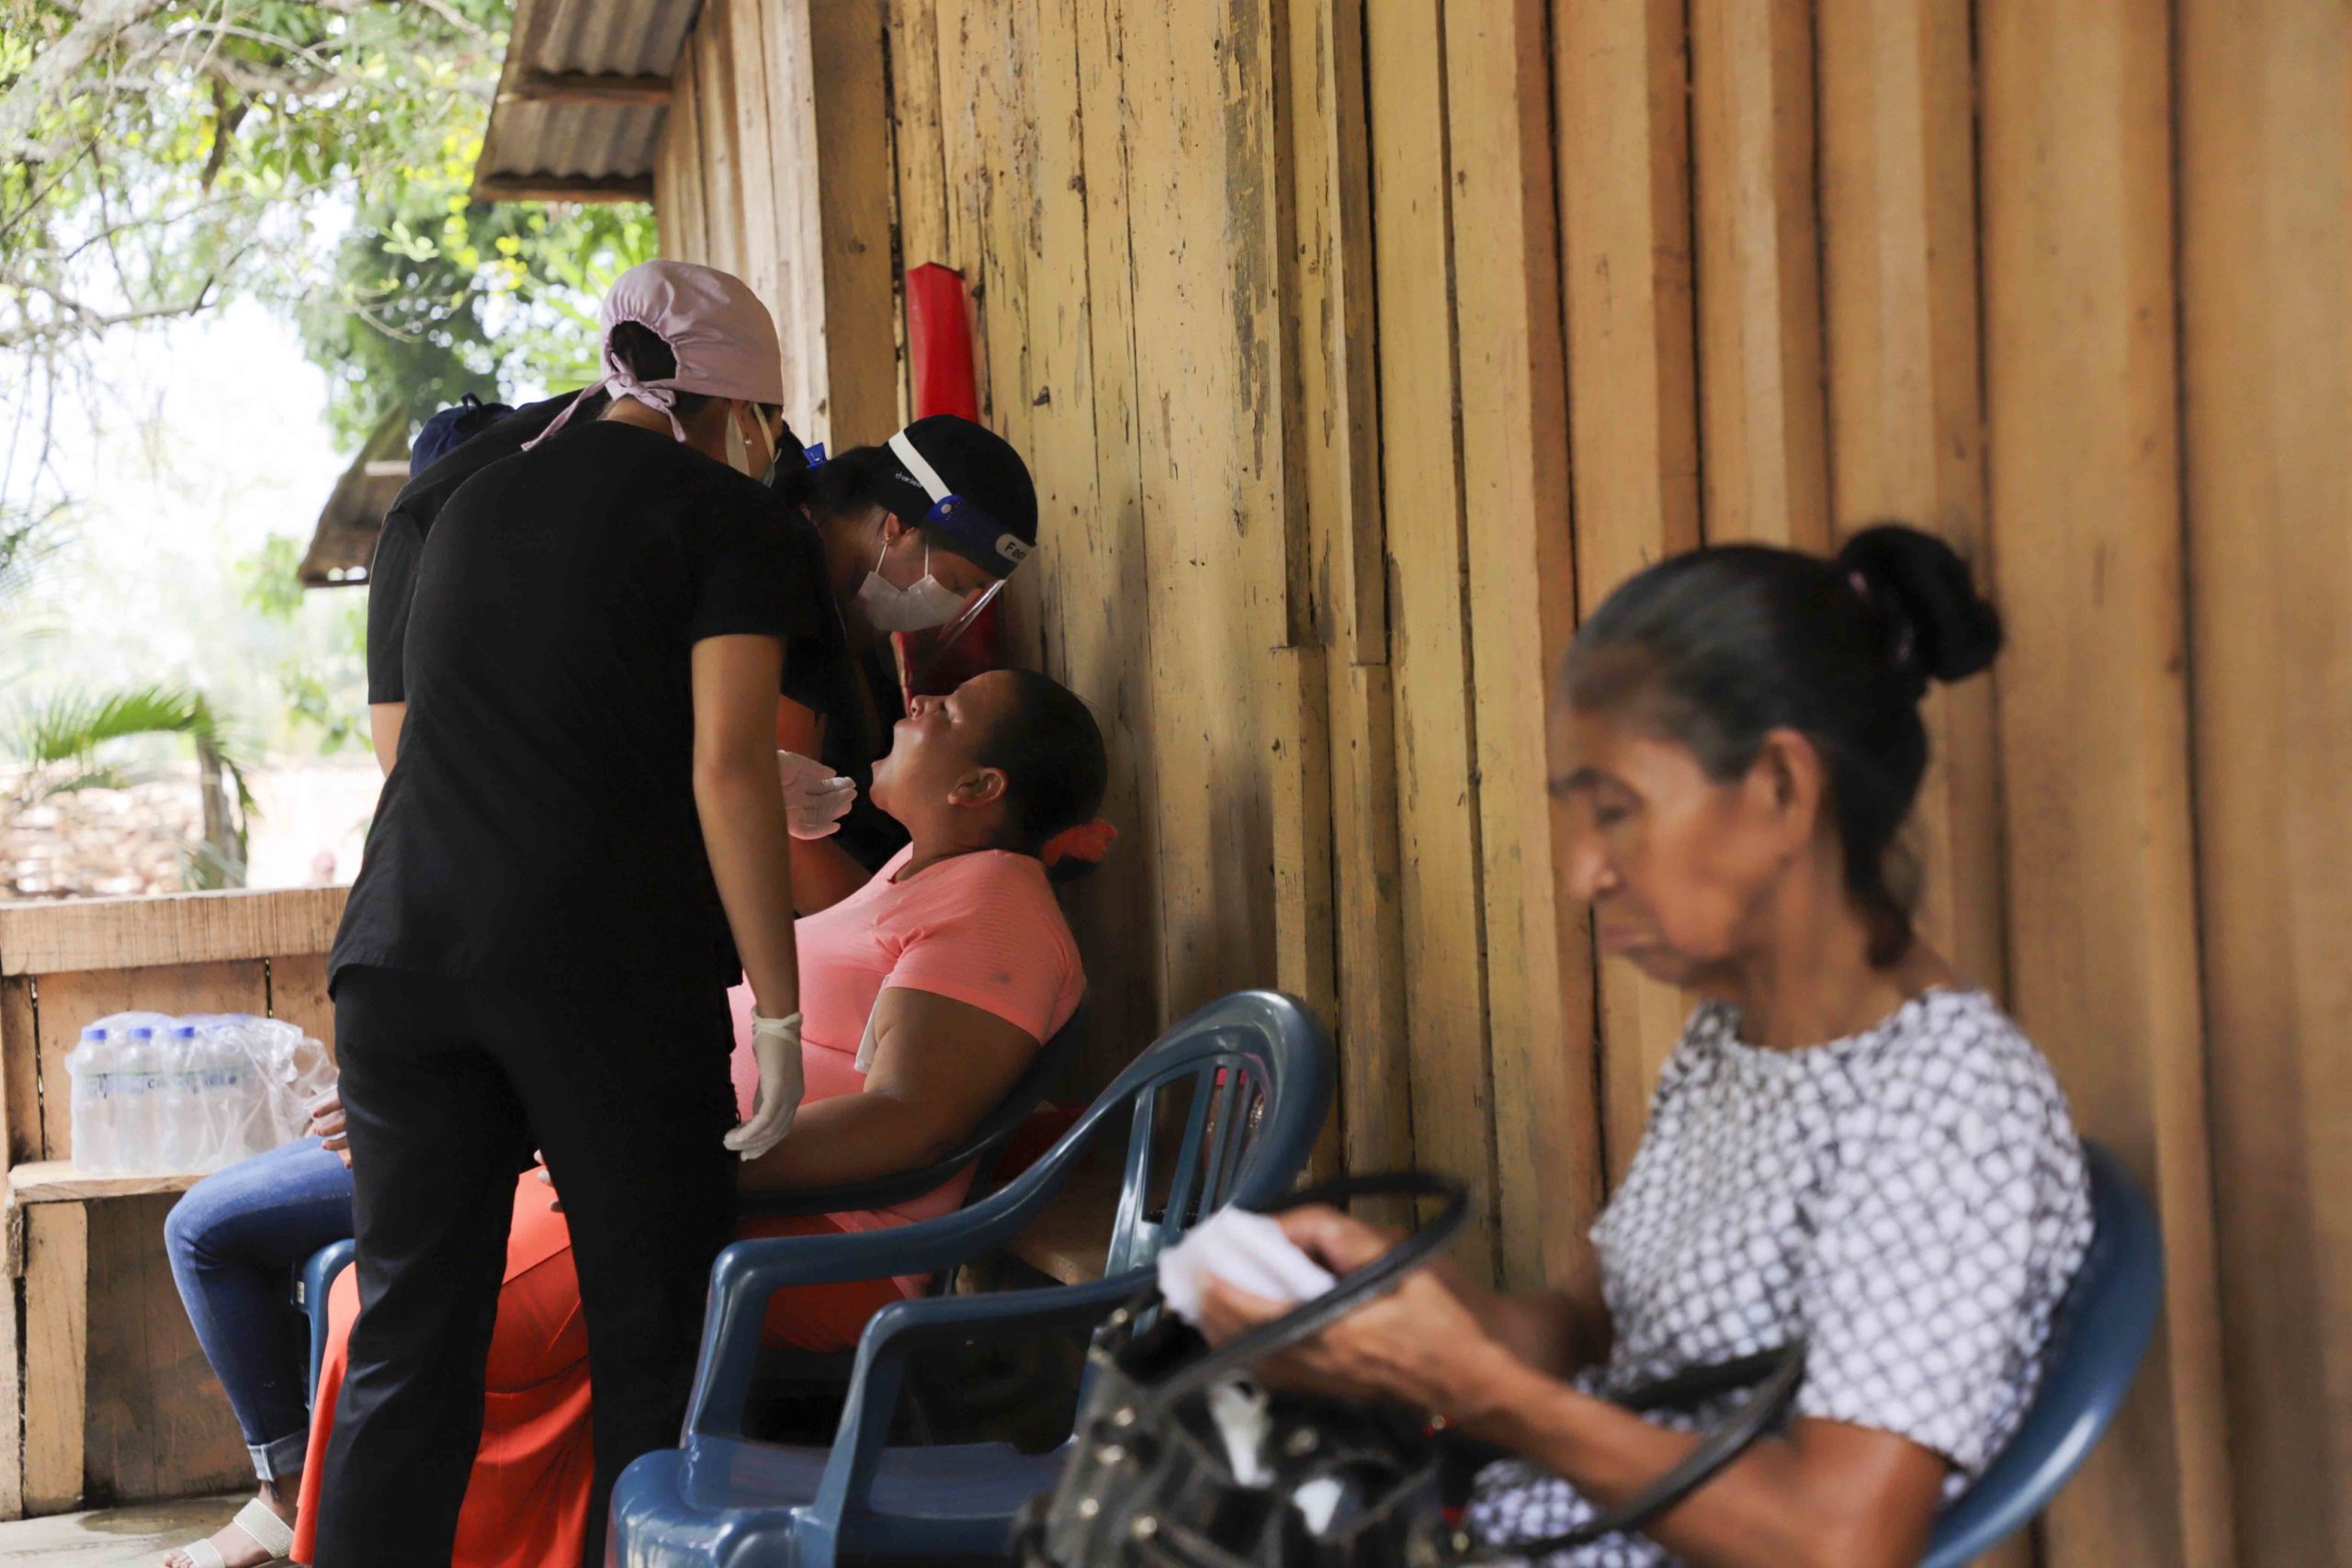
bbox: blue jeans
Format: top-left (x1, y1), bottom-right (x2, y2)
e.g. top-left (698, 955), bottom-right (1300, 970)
top-left (164, 1137), bottom-right (356, 1481)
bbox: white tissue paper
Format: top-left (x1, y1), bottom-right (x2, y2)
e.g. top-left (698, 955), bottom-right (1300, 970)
top-left (1157, 1206), bottom-right (1339, 1325)
top-left (1159, 1211), bottom-right (1352, 1535)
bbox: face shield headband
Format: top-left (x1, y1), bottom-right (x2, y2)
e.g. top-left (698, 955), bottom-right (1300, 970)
top-left (887, 428), bottom-right (1034, 579)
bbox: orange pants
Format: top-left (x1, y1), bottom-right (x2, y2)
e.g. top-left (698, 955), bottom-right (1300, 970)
top-left (293, 1176), bottom-right (904, 1568)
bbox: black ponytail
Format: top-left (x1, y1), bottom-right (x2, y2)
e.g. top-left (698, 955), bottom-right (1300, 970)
top-left (604, 321), bottom-right (805, 507)
top-left (603, 321), bottom-right (714, 420)
top-left (1565, 523), bottom-right (2002, 964)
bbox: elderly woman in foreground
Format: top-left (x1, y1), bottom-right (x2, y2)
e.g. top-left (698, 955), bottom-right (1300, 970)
top-left (1204, 525), bottom-right (2091, 1568)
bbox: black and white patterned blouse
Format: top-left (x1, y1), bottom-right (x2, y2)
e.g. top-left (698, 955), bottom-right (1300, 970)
top-left (1469, 987), bottom-right (2093, 1566)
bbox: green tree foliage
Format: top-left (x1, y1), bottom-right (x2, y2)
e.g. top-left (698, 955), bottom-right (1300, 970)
top-left (237, 529), bottom-right (368, 754)
top-left (1, 0), bottom-right (650, 458)
top-left (301, 186), bottom-right (653, 449)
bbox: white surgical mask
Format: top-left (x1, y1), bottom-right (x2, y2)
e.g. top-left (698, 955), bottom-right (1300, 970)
top-left (855, 540), bottom-right (967, 632)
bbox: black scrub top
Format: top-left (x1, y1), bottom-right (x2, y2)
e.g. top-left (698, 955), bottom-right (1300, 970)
top-left (366, 389), bottom-right (591, 706)
top-left (368, 389), bottom-right (845, 716)
top-left (334, 418), bottom-right (839, 989)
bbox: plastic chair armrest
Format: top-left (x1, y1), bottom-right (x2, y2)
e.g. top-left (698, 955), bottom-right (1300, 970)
top-left (808, 1274), bottom-right (1147, 1529)
top-left (686, 1164), bottom-right (1090, 1437)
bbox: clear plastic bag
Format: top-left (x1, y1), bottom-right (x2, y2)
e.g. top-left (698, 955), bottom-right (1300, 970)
top-left (70, 1011), bottom-right (337, 1173)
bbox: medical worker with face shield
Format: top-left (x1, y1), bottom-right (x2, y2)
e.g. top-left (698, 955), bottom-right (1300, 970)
top-left (314, 260), bottom-right (819, 1568)
top-left (780, 412), bottom-right (1042, 904)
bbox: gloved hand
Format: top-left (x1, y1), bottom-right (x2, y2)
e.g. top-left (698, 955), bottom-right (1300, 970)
top-left (777, 750), bottom-right (856, 839)
top-left (724, 1010), bottom-right (806, 1161)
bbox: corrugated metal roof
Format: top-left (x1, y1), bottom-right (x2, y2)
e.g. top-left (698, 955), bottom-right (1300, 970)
top-left (473, 0), bottom-right (701, 197)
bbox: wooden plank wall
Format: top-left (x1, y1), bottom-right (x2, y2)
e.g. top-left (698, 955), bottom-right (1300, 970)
top-left (651, 1), bottom-right (2352, 1561)
top-left (654, 0), bottom-right (895, 447)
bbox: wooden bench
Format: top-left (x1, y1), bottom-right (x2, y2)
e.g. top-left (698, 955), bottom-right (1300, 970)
top-left (0, 888), bottom-right (345, 1521)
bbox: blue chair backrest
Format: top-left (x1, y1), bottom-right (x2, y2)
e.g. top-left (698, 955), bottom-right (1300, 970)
top-left (684, 989), bottom-right (1331, 1440)
top-left (1922, 1141), bottom-right (2163, 1567)
top-left (1098, 992), bottom-right (1324, 1279)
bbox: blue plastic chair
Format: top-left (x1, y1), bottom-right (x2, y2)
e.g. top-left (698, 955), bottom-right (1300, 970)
top-left (1921, 1142), bottom-right (2162, 1567)
top-left (296, 1235), bottom-right (357, 1405)
top-left (607, 989), bottom-right (1334, 1568)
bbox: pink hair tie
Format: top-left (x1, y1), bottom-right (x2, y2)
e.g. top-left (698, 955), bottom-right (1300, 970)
top-left (1042, 818), bottom-right (1118, 868)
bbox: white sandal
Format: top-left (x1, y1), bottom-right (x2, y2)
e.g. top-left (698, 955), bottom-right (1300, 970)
top-left (175, 1496), bottom-right (296, 1568)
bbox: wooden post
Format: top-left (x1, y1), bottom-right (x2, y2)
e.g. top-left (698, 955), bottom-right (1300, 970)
top-left (1115, 0), bottom-right (1288, 1018)
top-left (652, 43), bottom-right (710, 262)
top-left (1365, 0), bottom-right (1500, 1269)
top-left (1690, 0), bottom-right (1830, 551)
top-left (1444, 0), bottom-right (1599, 1292)
top-left (1980, 5), bottom-right (2235, 1563)
top-left (689, 0), bottom-right (748, 280)
top-left (20, 1204), bottom-right (85, 1515)
top-left (1554, 0), bottom-right (1703, 1185)
top-left (805, 0), bottom-right (899, 446)
top-left (1278, 0), bottom-right (1405, 1213)
top-left (2179, 0), bottom-right (2352, 1560)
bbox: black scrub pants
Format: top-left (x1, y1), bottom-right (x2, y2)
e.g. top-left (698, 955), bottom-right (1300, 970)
top-left (311, 965), bottom-right (736, 1568)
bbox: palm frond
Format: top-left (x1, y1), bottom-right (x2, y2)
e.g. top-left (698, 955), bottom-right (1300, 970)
top-left (4, 683), bottom-right (208, 766)
top-left (20, 765), bottom-right (130, 805)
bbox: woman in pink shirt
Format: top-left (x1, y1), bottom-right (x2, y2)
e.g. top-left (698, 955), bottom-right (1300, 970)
top-left (292, 668), bottom-right (1104, 1568)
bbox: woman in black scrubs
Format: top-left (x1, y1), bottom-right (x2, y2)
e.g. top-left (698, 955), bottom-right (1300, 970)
top-left (371, 404), bottom-right (1043, 901)
top-left (314, 260), bottom-right (818, 1568)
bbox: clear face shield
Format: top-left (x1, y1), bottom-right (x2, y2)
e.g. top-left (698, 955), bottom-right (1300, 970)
top-left (906, 575), bottom-right (1007, 687)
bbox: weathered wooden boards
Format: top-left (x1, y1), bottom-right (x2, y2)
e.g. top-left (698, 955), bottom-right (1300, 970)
top-left (1555, 0), bottom-right (1702, 1188)
top-left (0, 888), bottom-right (344, 978)
top-left (650, 0), bottom-right (896, 449)
top-left (0, 888), bottom-right (346, 1517)
top-left (646, 6), bottom-right (2352, 1562)
top-left (1363, 0), bottom-right (1500, 1269)
top-left (1981, 6), bottom-right (2233, 1564)
top-left (1691, 0), bottom-right (1829, 553)
top-left (2177, 0), bottom-right (2352, 1562)
top-left (1443, 0), bottom-right (1598, 1291)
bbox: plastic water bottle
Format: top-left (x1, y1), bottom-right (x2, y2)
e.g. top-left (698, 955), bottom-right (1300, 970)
top-left (113, 1026), bottom-right (164, 1174)
top-left (64, 1025), bottom-right (118, 1174)
top-left (157, 1024), bottom-right (206, 1172)
top-left (189, 1022), bottom-right (231, 1170)
top-left (215, 1017), bottom-right (274, 1164)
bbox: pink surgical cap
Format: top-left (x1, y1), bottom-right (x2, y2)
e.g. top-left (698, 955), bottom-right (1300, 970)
top-left (524, 259), bottom-right (785, 449)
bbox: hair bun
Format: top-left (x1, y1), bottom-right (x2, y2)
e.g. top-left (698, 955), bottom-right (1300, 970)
top-left (1835, 524), bottom-right (2003, 687)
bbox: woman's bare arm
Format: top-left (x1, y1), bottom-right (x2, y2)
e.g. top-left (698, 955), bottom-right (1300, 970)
top-left (1200, 1220), bottom-right (1942, 1568)
top-left (369, 702), bottom-right (405, 773)
top-left (738, 987), bottom-right (1036, 1190)
top-left (692, 635), bottom-right (799, 1019)
top-left (1462, 1362), bottom-right (1946, 1568)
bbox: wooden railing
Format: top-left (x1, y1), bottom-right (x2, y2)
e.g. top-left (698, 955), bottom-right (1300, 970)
top-left (0, 887), bottom-right (345, 1520)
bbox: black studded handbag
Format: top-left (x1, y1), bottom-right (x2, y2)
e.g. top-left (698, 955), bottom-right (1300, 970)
top-left (1012, 1173), bottom-right (1804, 1567)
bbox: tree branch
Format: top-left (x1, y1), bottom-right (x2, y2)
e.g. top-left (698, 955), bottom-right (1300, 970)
top-left (0, 279), bottom-right (220, 351)
top-left (0, 0), bottom-right (179, 162)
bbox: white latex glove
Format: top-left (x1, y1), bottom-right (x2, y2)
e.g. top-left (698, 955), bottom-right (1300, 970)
top-left (724, 1011), bottom-right (805, 1160)
top-left (777, 750), bottom-right (856, 840)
